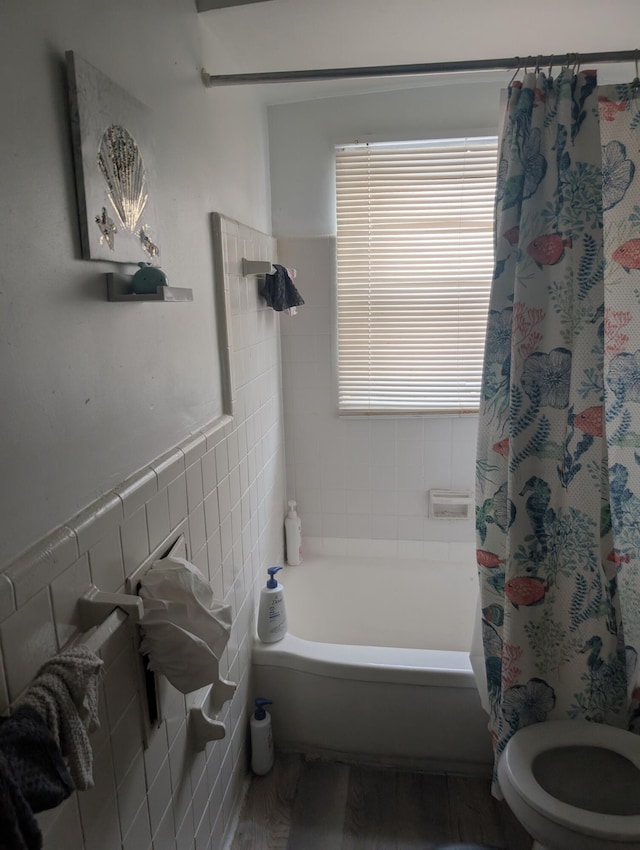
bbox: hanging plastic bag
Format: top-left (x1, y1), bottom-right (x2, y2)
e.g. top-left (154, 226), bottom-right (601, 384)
top-left (138, 556), bottom-right (232, 693)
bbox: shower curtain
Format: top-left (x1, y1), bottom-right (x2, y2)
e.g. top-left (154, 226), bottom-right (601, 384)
top-left (476, 67), bottom-right (640, 788)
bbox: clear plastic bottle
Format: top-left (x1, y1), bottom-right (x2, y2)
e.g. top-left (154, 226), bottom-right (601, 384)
top-left (257, 566), bottom-right (288, 643)
top-left (250, 698), bottom-right (274, 774)
top-left (285, 500), bottom-right (302, 565)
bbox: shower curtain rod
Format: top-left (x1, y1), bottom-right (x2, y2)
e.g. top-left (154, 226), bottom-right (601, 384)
top-left (201, 49), bottom-right (638, 86)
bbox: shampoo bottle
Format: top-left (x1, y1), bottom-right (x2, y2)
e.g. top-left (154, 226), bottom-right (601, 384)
top-left (257, 566), bottom-right (288, 643)
top-left (285, 500), bottom-right (302, 565)
top-left (250, 698), bottom-right (274, 775)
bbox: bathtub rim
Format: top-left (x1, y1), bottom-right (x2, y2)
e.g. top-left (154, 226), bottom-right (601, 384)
top-left (252, 630), bottom-right (477, 689)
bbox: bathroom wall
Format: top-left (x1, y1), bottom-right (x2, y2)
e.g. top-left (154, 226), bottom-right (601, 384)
top-left (264, 0), bottom-right (640, 555)
top-left (266, 1), bottom-right (640, 556)
top-left (0, 2), bottom-right (285, 848)
top-left (0, 0), bottom-right (271, 570)
top-left (270, 84), bottom-right (499, 558)
top-left (0, 217), bottom-right (285, 849)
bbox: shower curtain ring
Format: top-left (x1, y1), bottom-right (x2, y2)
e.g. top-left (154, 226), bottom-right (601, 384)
top-left (632, 49), bottom-right (640, 95)
top-left (534, 55), bottom-right (542, 74)
top-left (509, 58), bottom-right (522, 86)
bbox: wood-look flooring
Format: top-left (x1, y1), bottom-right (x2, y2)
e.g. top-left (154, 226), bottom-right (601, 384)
top-left (231, 753), bottom-right (533, 850)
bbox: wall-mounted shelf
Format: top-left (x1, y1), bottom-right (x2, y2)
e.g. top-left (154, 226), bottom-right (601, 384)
top-left (105, 273), bottom-right (193, 302)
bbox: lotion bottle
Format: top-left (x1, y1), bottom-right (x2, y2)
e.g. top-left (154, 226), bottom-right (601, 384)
top-left (285, 500), bottom-right (302, 565)
top-left (257, 566), bottom-right (287, 643)
top-left (250, 698), bottom-right (274, 774)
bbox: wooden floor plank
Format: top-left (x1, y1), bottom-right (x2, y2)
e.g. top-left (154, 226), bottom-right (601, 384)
top-left (230, 753), bottom-right (303, 850)
top-left (229, 757), bottom-right (532, 850)
top-left (342, 765), bottom-right (398, 850)
top-left (496, 797), bottom-right (534, 850)
top-left (395, 771), bottom-right (452, 849)
top-left (342, 767), bottom-right (452, 849)
top-left (447, 774), bottom-right (532, 849)
top-left (287, 759), bottom-right (349, 850)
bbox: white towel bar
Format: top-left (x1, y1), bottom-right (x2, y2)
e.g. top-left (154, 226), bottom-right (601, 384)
top-left (78, 586), bottom-right (143, 630)
top-left (241, 258), bottom-right (297, 278)
top-left (77, 607), bottom-right (129, 654)
top-left (72, 586), bottom-right (143, 653)
top-left (242, 258), bottom-right (273, 276)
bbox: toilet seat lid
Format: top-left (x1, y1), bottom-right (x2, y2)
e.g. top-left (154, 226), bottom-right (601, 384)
top-left (501, 720), bottom-right (640, 840)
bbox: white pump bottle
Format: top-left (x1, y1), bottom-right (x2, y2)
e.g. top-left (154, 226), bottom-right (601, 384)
top-left (250, 698), bottom-right (274, 774)
top-left (285, 500), bottom-right (302, 565)
top-left (257, 566), bottom-right (288, 643)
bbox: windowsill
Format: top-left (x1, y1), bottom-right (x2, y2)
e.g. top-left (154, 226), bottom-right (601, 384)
top-left (337, 411), bottom-right (479, 420)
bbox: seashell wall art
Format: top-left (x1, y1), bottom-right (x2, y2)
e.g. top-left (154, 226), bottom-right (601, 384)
top-left (66, 51), bottom-right (161, 263)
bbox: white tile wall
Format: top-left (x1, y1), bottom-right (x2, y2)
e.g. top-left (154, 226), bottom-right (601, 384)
top-left (278, 235), bottom-right (478, 562)
top-left (0, 216), bottom-right (285, 850)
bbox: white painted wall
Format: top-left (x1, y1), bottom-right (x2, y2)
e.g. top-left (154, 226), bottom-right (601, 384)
top-left (0, 0), bottom-right (271, 568)
top-left (269, 81), bottom-right (501, 236)
top-left (269, 81), bottom-right (499, 554)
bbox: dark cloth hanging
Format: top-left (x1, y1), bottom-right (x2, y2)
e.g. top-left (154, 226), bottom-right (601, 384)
top-left (0, 706), bottom-right (74, 850)
top-left (258, 264), bottom-right (304, 312)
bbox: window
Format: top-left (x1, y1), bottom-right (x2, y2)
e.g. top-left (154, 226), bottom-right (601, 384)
top-left (335, 136), bottom-right (498, 415)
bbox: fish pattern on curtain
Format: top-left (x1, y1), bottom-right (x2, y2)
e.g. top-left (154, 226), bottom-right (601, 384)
top-left (476, 68), bottom-right (640, 790)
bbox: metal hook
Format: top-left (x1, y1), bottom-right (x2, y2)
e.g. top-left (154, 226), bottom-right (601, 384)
top-left (509, 57), bottom-right (522, 86)
top-left (572, 52), bottom-right (581, 75)
top-left (547, 55), bottom-right (554, 86)
top-left (632, 49), bottom-right (640, 96)
top-left (534, 55), bottom-right (542, 75)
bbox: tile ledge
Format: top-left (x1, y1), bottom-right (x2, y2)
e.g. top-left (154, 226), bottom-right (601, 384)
top-left (3, 525), bottom-right (79, 609)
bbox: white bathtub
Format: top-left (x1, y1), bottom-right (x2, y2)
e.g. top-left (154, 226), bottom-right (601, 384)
top-left (252, 553), bottom-right (493, 773)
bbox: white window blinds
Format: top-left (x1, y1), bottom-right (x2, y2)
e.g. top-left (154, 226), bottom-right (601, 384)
top-left (336, 136), bottom-right (498, 415)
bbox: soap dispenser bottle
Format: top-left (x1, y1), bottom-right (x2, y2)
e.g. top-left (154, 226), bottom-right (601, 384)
top-left (250, 698), bottom-right (274, 775)
top-left (257, 566), bottom-right (288, 643)
top-left (285, 500), bottom-right (302, 565)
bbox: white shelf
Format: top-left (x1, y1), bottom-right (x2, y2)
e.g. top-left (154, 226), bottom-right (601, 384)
top-left (105, 273), bottom-right (193, 302)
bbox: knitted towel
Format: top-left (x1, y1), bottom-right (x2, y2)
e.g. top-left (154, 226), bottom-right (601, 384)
top-left (18, 646), bottom-right (103, 790)
top-left (258, 264), bottom-right (304, 312)
top-left (0, 705), bottom-right (74, 850)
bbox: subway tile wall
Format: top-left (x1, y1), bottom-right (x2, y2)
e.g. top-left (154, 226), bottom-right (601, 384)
top-left (278, 236), bottom-right (477, 563)
top-left (0, 217), bottom-right (285, 850)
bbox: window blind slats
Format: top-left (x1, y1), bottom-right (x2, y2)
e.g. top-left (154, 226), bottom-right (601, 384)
top-left (336, 136), bottom-right (497, 415)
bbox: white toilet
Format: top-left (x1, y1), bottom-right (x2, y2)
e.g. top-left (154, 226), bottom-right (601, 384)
top-left (498, 720), bottom-right (640, 850)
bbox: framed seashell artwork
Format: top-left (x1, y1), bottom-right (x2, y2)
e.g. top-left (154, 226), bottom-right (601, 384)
top-left (66, 51), bottom-right (162, 263)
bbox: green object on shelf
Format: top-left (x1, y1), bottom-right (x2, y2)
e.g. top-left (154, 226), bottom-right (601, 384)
top-left (132, 262), bottom-right (168, 294)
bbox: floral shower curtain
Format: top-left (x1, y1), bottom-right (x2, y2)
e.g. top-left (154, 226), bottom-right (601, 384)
top-left (476, 67), bottom-right (640, 787)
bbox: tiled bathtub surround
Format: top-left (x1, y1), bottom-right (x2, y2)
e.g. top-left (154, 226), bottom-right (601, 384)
top-left (277, 235), bottom-right (478, 557)
top-left (0, 219), bottom-right (285, 850)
